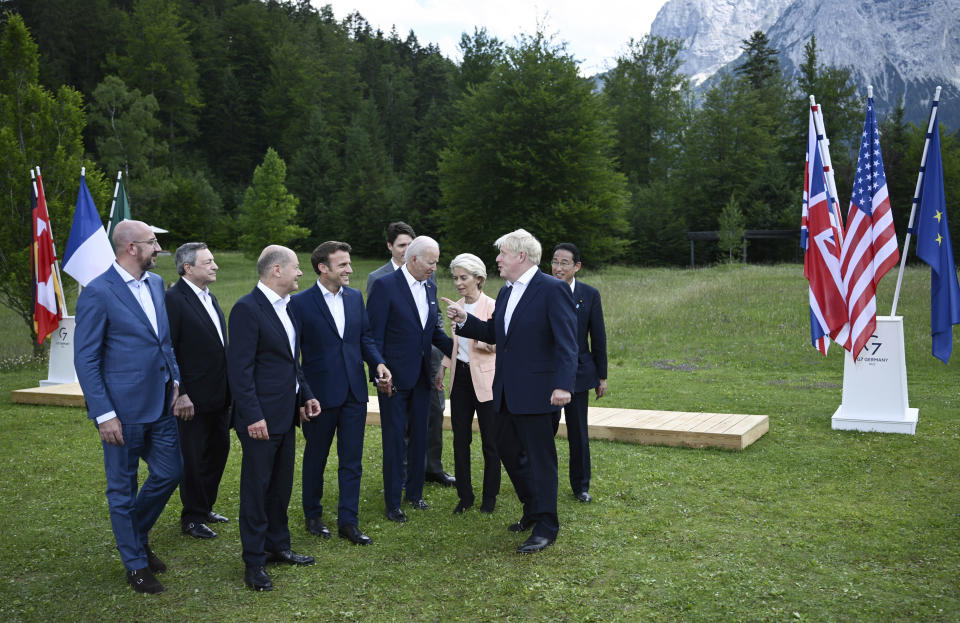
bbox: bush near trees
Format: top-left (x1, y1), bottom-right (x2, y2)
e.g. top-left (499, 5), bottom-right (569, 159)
top-left (1, 2), bottom-right (959, 350)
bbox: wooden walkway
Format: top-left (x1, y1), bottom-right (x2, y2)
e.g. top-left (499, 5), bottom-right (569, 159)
top-left (11, 384), bottom-right (768, 451)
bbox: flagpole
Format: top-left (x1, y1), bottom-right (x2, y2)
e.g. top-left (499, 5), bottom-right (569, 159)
top-left (35, 166), bottom-right (70, 316)
top-left (890, 85), bottom-right (941, 317)
top-left (107, 170), bottom-right (121, 229)
top-left (809, 95), bottom-right (844, 245)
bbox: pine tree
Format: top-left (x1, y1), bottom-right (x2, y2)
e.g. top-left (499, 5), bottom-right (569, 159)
top-left (237, 148), bottom-right (309, 258)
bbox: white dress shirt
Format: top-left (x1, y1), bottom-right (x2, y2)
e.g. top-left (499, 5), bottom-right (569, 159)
top-left (183, 278), bottom-right (224, 344)
top-left (401, 264), bottom-right (429, 329)
top-left (503, 264), bottom-right (539, 334)
top-left (456, 300), bottom-right (477, 363)
top-left (319, 280), bottom-right (346, 338)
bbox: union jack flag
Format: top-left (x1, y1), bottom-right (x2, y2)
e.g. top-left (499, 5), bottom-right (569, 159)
top-left (839, 98), bottom-right (899, 360)
top-left (802, 107), bottom-right (848, 354)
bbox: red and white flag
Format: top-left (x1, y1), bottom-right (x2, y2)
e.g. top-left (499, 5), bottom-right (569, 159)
top-left (32, 170), bottom-right (61, 343)
top-left (839, 97), bottom-right (899, 359)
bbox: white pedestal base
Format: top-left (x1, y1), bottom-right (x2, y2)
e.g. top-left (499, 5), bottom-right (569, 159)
top-left (831, 316), bottom-right (918, 435)
top-left (40, 316), bottom-right (78, 386)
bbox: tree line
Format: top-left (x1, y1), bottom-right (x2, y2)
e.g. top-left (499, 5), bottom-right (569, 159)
top-left (1, 1), bottom-right (959, 344)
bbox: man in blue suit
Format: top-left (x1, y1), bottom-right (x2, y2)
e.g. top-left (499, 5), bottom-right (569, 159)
top-left (290, 241), bottom-right (392, 546)
top-left (551, 242), bottom-right (607, 503)
top-left (367, 236), bottom-right (453, 522)
top-left (75, 220), bottom-right (183, 594)
top-left (228, 245), bottom-right (322, 591)
top-left (444, 229), bottom-right (577, 554)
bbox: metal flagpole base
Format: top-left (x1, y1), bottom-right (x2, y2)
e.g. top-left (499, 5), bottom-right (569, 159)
top-left (39, 316), bottom-right (78, 386)
top-left (831, 316), bottom-right (918, 434)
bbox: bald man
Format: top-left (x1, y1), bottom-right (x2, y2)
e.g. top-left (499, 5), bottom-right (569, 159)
top-left (227, 245), bottom-right (321, 591)
top-left (75, 220), bottom-right (183, 594)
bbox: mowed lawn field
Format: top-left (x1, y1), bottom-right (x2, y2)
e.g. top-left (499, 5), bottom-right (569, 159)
top-left (0, 253), bottom-right (957, 622)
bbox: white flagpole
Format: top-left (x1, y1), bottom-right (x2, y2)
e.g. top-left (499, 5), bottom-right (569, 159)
top-left (107, 170), bottom-right (122, 230)
top-left (809, 95), bottom-right (844, 246)
top-left (34, 166), bottom-right (69, 316)
top-left (890, 85), bottom-right (941, 317)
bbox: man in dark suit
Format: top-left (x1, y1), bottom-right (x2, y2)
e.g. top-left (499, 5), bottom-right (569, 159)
top-left (227, 245), bottom-right (322, 591)
top-left (75, 220), bottom-right (183, 594)
top-left (366, 222), bottom-right (455, 488)
top-left (290, 241), bottom-right (392, 546)
top-left (367, 235), bottom-right (453, 522)
top-left (550, 242), bottom-right (607, 503)
top-left (444, 228), bottom-right (577, 554)
top-left (165, 242), bottom-right (231, 540)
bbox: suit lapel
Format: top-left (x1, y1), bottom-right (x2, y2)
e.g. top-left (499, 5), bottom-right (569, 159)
top-left (505, 271), bottom-right (543, 342)
top-left (252, 287), bottom-right (294, 360)
top-left (311, 283), bottom-right (341, 339)
top-left (104, 267), bottom-right (160, 342)
top-left (177, 279), bottom-right (222, 342)
top-left (395, 269), bottom-right (424, 332)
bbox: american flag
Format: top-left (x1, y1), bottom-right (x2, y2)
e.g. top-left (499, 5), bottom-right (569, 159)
top-left (839, 97), bottom-right (899, 359)
top-left (802, 107), bottom-right (848, 354)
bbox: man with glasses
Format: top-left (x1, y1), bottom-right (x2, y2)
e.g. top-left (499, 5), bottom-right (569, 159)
top-left (75, 220), bottom-right (183, 594)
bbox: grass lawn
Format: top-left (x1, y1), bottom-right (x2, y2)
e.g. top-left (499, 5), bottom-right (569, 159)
top-left (0, 253), bottom-right (958, 622)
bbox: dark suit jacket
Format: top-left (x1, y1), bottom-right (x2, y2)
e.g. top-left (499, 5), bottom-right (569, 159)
top-left (75, 266), bottom-right (180, 424)
top-left (289, 283), bottom-right (385, 409)
top-left (366, 267), bottom-right (453, 391)
top-left (572, 280), bottom-right (608, 393)
top-left (458, 269), bottom-right (577, 415)
top-left (227, 287), bottom-right (313, 435)
top-left (165, 278), bottom-right (230, 414)
top-left (365, 261), bottom-right (395, 299)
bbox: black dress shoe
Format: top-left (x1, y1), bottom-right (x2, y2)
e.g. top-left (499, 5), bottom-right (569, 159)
top-left (516, 535), bottom-right (555, 554)
top-left (244, 565), bottom-right (274, 591)
top-left (452, 500), bottom-right (473, 514)
top-left (507, 516), bottom-right (535, 532)
top-left (408, 498), bottom-right (429, 510)
top-left (425, 470), bottom-right (456, 487)
top-left (207, 510), bottom-right (229, 523)
top-left (306, 516), bottom-right (331, 539)
top-left (182, 521), bottom-right (218, 539)
top-left (126, 566), bottom-right (164, 594)
top-left (479, 498), bottom-right (496, 513)
top-left (385, 508), bottom-right (407, 523)
top-left (576, 491), bottom-right (592, 503)
top-left (265, 549), bottom-right (315, 566)
top-left (144, 544), bottom-right (166, 574)
top-left (338, 524), bottom-right (373, 545)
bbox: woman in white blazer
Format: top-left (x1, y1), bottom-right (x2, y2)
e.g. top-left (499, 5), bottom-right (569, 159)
top-left (437, 253), bottom-right (500, 514)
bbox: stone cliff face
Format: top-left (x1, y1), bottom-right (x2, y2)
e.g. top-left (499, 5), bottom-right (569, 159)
top-left (651, 0), bottom-right (960, 127)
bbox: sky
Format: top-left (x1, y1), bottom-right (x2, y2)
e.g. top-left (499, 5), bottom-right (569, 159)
top-left (319, 0), bottom-right (670, 76)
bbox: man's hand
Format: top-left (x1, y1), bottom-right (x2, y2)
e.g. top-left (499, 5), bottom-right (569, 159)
top-left (248, 419), bottom-right (269, 440)
top-left (302, 398), bottom-right (321, 422)
top-left (173, 393), bottom-right (195, 420)
top-left (433, 367), bottom-right (446, 391)
top-left (441, 297), bottom-right (467, 324)
top-left (98, 418), bottom-right (124, 446)
top-left (550, 388), bottom-right (572, 407)
top-left (376, 364), bottom-right (394, 397)
top-left (595, 379), bottom-right (607, 400)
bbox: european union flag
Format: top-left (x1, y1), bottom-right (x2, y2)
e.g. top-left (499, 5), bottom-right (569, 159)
top-left (915, 111), bottom-right (960, 363)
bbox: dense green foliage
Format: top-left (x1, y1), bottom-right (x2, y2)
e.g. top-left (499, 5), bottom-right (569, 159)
top-left (1, 1), bottom-right (959, 340)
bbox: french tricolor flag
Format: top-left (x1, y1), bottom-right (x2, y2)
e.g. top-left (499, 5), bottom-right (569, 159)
top-left (63, 172), bottom-right (114, 286)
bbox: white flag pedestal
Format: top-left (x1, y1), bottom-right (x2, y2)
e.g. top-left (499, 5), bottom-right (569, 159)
top-left (832, 316), bottom-right (918, 434)
top-left (40, 316), bottom-right (78, 386)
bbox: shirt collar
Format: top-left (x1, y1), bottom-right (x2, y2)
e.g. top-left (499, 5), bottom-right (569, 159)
top-left (401, 264), bottom-right (423, 287)
top-left (509, 264), bottom-right (539, 288)
top-left (390, 258), bottom-right (401, 271)
top-left (113, 261), bottom-right (147, 285)
top-left (317, 279), bottom-right (343, 298)
top-left (182, 277), bottom-right (209, 297)
top-left (569, 277), bottom-right (576, 293)
top-left (257, 280), bottom-right (289, 306)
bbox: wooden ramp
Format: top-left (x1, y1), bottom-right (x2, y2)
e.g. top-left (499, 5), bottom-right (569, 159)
top-left (10, 384), bottom-right (768, 451)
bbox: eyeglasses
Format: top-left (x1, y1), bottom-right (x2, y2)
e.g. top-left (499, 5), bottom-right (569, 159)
top-left (551, 259), bottom-right (575, 267)
top-left (133, 238), bottom-right (159, 247)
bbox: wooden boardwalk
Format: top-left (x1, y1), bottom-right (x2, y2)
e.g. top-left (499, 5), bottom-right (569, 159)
top-left (11, 384), bottom-right (768, 451)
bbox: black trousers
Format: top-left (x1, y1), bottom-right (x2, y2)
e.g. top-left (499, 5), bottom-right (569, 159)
top-left (561, 390), bottom-right (591, 494)
top-left (449, 360), bottom-right (500, 506)
top-left (237, 426), bottom-right (295, 567)
top-left (498, 408), bottom-right (559, 541)
top-left (178, 405), bottom-right (231, 525)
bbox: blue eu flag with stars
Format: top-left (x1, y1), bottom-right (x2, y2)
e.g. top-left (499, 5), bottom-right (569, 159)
top-left (915, 112), bottom-right (960, 363)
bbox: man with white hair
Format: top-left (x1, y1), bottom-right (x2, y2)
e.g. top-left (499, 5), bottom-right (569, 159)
top-left (367, 235), bottom-right (454, 523)
top-left (444, 229), bottom-right (577, 553)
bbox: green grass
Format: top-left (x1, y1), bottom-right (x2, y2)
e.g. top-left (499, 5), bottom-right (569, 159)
top-left (1, 256), bottom-right (958, 622)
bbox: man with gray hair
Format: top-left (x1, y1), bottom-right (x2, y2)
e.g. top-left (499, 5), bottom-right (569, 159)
top-left (367, 235), bottom-right (454, 522)
top-left (444, 228), bottom-right (577, 554)
top-left (165, 243), bottom-right (231, 540)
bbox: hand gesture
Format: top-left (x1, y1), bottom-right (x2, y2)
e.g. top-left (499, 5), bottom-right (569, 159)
top-left (441, 297), bottom-right (466, 324)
